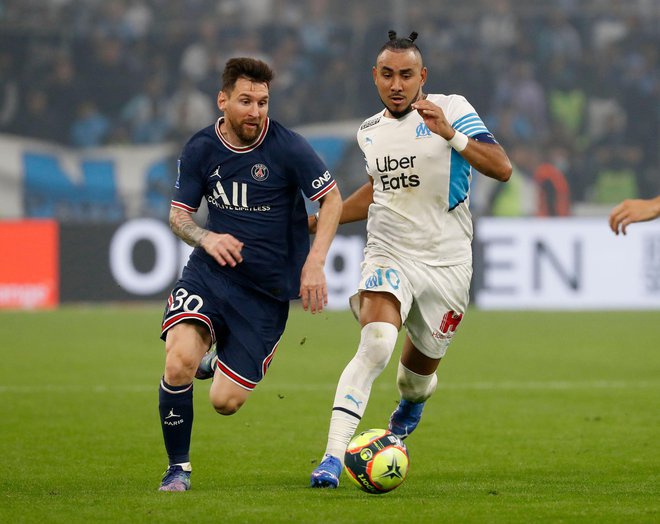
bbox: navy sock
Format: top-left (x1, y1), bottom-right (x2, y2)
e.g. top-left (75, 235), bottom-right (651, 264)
top-left (158, 378), bottom-right (193, 465)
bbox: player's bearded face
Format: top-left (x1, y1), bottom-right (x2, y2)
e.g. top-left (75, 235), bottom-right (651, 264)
top-left (374, 49), bottom-right (426, 119)
top-left (220, 78), bottom-right (269, 145)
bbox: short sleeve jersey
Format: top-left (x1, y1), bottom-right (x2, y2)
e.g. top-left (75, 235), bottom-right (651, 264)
top-left (172, 117), bottom-right (336, 301)
top-left (357, 94), bottom-right (493, 266)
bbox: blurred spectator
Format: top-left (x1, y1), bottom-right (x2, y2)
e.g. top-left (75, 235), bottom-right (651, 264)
top-left (120, 76), bottom-right (172, 144)
top-left (166, 77), bottom-right (215, 142)
top-left (70, 100), bottom-right (111, 147)
top-left (0, 50), bottom-right (19, 130)
top-left (12, 89), bottom-right (61, 142)
top-left (45, 54), bottom-right (83, 137)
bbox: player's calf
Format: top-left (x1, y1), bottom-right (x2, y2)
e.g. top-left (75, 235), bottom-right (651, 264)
top-left (388, 362), bottom-right (437, 439)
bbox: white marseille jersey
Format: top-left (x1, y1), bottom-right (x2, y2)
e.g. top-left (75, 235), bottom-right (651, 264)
top-left (357, 94), bottom-right (490, 266)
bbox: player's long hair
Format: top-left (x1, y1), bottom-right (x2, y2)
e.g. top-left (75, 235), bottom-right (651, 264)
top-left (222, 57), bottom-right (274, 94)
top-left (378, 30), bottom-right (422, 59)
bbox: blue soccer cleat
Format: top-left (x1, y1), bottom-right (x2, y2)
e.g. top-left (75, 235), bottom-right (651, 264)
top-left (195, 348), bottom-right (217, 380)
top-left (388, 399), bottom-right (425, 440)
top-left (158, 463), bottom-right (192, 492)
top-left (310, 454), bottom-right (342, 488)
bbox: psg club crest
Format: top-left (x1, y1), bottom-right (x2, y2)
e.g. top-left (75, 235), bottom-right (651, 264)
top-left (251, 163), bottom-right (269, 181)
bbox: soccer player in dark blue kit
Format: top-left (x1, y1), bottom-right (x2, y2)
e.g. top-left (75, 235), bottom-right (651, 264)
top-left (157, 57), bottom-right (342, 491)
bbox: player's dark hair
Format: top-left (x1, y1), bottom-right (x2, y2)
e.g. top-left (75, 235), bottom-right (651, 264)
top-left (222, 57), bottom-right (274, 94)
top-left (377, 30), bottom-right (422, 58)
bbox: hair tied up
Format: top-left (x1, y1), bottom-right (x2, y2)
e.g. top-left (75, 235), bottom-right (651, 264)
top-left (388, 30), bottom-right (397, 41)
top-left (408, 32), bottom-right (418, 43)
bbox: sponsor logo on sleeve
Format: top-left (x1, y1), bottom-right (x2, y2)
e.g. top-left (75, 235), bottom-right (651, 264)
top-left (311, 170), bottom-right (332, 189)
top-left (360, 117), bottom-right (381, 130)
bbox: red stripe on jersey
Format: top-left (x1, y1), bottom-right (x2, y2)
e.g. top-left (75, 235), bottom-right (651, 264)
top-left (171, 201), bottom-right (198, 213)
top-left (309, 179), bottom-right (337, 201)
top-left (215, 117), bottom-right (270, 153)
top-left (216, 360), bottom-right (257, 391)
top-left (161, 312), bottom-right (216, 344)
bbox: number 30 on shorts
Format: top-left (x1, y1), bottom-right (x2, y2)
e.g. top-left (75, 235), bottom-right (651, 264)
top-left (167, 288), bottom-right (204, 313)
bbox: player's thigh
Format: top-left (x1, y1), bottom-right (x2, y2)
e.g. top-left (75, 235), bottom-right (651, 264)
top-left (165, 321), bottom-right (212, 362)
top-left (160, 268), bottom-right (223, 381)
top-left (406, 262), bottom-right (472, 360)
top-left (350, 251), bottom-right (414, 328)
top-left (358, 291), bottom-right (402, 328)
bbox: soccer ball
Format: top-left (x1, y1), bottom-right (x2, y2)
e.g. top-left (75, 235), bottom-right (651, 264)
top-left (344, 428), bottom-right (409, 494)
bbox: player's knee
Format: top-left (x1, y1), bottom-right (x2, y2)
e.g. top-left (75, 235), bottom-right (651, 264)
top-left (211, 396), bottom-right (245, 416)
top-left (356, 322), bottom-right (398, 372)
top-left (396, 362), bottom-right (437, 402)
top-left (164, 352), bottom-right (198, 384)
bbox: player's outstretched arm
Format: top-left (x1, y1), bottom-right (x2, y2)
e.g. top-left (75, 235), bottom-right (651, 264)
top-left (169, 206), bottom-right (244, 267)
top-left (340, 181), bottom-right (374, 224)
top-left (609, 196), bottom-right (660, 235)
top-left (301, 186), bottom-right (342, 313)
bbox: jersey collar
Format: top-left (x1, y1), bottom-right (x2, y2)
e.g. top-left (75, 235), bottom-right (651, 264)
top-left (215, 117), bottom-right (270, 153)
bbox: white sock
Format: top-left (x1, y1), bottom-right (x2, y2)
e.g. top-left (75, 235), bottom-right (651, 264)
top-left (322, 322), bottom-right (399, 462)
top-left (397, 361), bottom-right (438, 403)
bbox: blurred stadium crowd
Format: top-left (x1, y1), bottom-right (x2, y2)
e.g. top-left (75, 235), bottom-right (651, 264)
top-left (0, 0), bottom-right (658, 210)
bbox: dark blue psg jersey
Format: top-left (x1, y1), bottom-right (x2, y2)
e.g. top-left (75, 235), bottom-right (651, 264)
top-left (172, 117), bottom-right (337, 301)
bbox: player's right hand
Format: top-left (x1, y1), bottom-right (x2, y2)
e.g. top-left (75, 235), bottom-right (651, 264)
top-left (201, 232), bottom-right (244, 267)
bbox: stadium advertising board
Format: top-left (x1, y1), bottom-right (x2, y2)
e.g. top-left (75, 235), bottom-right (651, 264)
top-left (474, 218), bottom-right (660, 310)
top-left (59, 218), bottom-right (365, 308)
top-left (0, 220), bottom-right (59, 309)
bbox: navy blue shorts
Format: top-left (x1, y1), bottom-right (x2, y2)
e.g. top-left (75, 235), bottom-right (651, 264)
top-left (161, 261), bottom-right (289, 391)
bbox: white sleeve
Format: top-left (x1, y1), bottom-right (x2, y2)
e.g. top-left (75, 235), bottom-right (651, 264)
top-left (446, 95), bottom-right (491, 137)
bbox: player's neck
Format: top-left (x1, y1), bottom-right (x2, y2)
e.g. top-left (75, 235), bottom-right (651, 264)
top-left (219, 120), bottom-right (239, 146)
top-left (219, 118), bottom-right (258, 148)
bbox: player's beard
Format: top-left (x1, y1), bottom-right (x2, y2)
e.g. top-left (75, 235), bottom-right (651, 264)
top-left (226, 115), bottom-right (263, 145)
top-left (381, 89), bottom-right (423, 119)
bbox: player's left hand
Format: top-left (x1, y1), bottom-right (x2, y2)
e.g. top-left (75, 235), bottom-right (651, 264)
top-left (412, 98), bottom-right (453, 139)
top-left (299, 258), bottom-right (328, 314)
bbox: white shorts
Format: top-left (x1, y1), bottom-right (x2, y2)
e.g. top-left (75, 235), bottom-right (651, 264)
top-left (349, 248), bottom-right (472, 359)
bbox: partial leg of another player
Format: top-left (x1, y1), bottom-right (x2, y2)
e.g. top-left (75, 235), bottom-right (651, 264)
top-left (388, 336), bottom-right (440, 440)
top-left (158, 321), bottom-right (210, 492)
top-left (195, 344), bottom-right (253, 414)
top-left (311, 292), bottom-right (400, 488)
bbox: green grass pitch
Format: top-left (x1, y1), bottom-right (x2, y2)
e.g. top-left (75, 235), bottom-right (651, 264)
top-left (1, 306), bottom-right (658, 523)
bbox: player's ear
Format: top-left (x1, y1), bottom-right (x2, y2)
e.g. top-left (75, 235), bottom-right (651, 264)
top-left (372, 66), bottom-right (378, 84)
top-left (217, 91), bottom-right (227, 111)
top-left (420, 66), bottom-right (427, 86)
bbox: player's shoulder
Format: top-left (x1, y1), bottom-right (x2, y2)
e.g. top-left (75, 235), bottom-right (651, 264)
top-left (428, 93), bottom-right (478, 124)
top-left (358, 110), bottom-right (386, 133)
top-left (182, 122), bottom-right (218, 154)
top-left (267, 118), bottom-right (311, 148)
top-left (427, 93), bottom-right (469, 108)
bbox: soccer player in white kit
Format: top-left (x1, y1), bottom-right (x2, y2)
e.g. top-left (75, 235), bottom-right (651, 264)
top-left (310, 31), bottom-right (512, 488)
